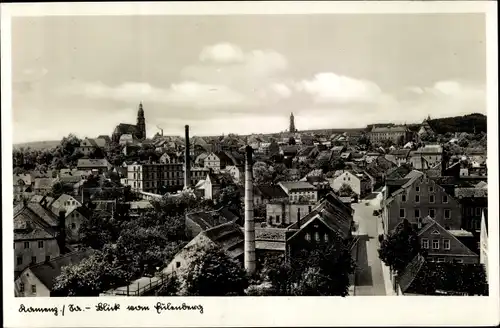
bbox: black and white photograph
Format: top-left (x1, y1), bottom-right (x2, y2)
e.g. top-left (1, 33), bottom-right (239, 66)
top-left (2, 1), bottom-right (498, 327)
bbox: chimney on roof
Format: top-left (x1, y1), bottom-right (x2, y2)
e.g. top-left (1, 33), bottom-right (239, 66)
top-left (244, 145), bottom-right (256, 275)
top-left (184, 125), bottom-right (191, 189)
top-left (297, 207), bottom-right (301, 229)
top-left (57, 210), bottom-right (67, 252)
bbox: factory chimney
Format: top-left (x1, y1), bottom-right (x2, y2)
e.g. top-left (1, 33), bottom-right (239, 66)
top-left (244, 145), bottom-right (256, 275)
top-left (184, 125), bottom-right (191, 189)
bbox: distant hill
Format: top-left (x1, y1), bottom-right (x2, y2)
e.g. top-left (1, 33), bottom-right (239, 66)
top-left (429, 113), bottom-right (487, 134)
top-left (13, 140), bottom-right (61, 150)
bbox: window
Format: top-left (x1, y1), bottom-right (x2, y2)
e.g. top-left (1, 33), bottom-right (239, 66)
top-left (432, 240), bottom-right (440, 250)
top-left (31, 285), bottom-right (37, 294)
top-left (415, 209), bottom-right (421, 218)
top-left (415, 195), bottom-right (420, 203)
top-left (315, 232), bottom-right (320, 242)
top-left (17, 257), bottom-right (23, 266)
top-left (19, 283), bottom-right (25, 293)
top-left (454, 259), bottom-right (464, 264)
top-left (429, 186), bottom-right (434, 193)
top-left (324, 234), bottom-right (329, 242)
top-left (442, 195), bottom-right (448, 203)
top-left (31, 256), bottom-right (36, 264)
top-left (401, 194), bottom-right (406, 202)
top-left (399, 209), bottom-right (405, 218)
top-left (176, 261), bottom-right (181, 268)
top-left (24, 242), bottom-right (29, 249)
top-left (416, 186), bottom-right (420, 192)
top-left (71, 223), bottom-right (76, 229)
top-left (276, 215), bottom-right (280, 224)
top-left (475, 207), bottom-right (481, 216)
top-left (308, 206), bottom-right (312, 213)
top-left (444, 209), bottom-right (451, 219)
top-left (38, 241), bottom-right (43, 248)
top-left (429, 195), bottom-right (435, 203)
top-left (429, 209), bottom-right (435, 218)
top-left (437, 258), bottom-right (445, 263)
top-left (305, 233), bottom-right (311, 241)
top-left (422, 238), bottom-right (429, 249)
top-left (443, 239), bottom-right (450, 250)
top-left (45, 256), bottom-right (50, 262)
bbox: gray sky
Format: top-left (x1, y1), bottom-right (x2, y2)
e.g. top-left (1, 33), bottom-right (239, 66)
top-left (12, 14), bottom-right (486, 143)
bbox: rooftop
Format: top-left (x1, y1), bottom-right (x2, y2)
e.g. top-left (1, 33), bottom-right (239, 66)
top-left (279, 181), bottom-right (316, 191)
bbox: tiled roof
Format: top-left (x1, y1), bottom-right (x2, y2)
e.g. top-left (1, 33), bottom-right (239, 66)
top-left (256, 185), bottom-right (288, 199)
top-left (34, 178), bottom-right (55, 190)
top-left (27, 249), bottom-right (94, 291)
top-left (389, 149), bottom-right (411, 157)
top-left (397, 254), bottom-right (426, 293)
top-left (297, 146), bottom-right (316, 157)
top-left (454, 187), bottom-right (488, 199)
top-left (186, 209), bottom-right (235, 231)
top-left (202, 222), bottom-right (244, 259)
top-left (27, 203), bottom-right (60, 227)
top-left (14, 205), bottom-right (58, 240)
top-left (13, 174), bottom-right (33, 186)
top-left (476, 181), bottom-right (488, 189)
top-left (415, 144), bottom-right (443, 154)
top-left (254, 227), bottom-right (287, 241)
top-left (77, 158), bottom-right (110, 168)
top-left (371, 126), bottom-right (409, 133)
top-left (279, 181), bottom-right (316, 191)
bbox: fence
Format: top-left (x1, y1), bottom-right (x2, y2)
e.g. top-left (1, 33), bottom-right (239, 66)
top-left (101, 272), bottom-right (174, 296)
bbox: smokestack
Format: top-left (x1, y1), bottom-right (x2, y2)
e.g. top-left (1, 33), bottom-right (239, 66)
top-left (184, 125), bottom-right (191, 189)
top-left (57, 210), bottom-right (67, 252)
top-left (244, 145), bottom-right (256, 275)
top-left (297, 207), bottom-right (301, 229)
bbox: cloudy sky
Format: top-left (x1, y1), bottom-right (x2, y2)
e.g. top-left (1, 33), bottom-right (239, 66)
top-left (12, 14), bottom-right (486, 143)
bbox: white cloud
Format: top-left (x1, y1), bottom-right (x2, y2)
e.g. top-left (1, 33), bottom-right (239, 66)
top-left (296, 72), bottom-right (384, 104)
top-left (270, 83), bottom-right (292, 98)
top-left (199, 43), bottom-right (245, 64)
top-left (58, 80), bottom-right (252, 110)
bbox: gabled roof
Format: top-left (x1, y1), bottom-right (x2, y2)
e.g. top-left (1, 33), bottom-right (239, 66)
top-left (186, 209), bottom-right (235, 231)
top-left (255, 185), bottom-right (288, 199)
top-left (279, 181), bottom-right (316, 191)
top-left (77, 158), bottom-right (110, 168)
top-left (476, 181), bottom-right (488, 189)
top-left (14, 204), bottom-right (58, 240)
top-left (26, 249), bottom-right (94, 291)
top-left (297, 146), bottom-right (317, 157)
top-left (201, 222), bottom-right (244, 259)
top-left (34, 178), bottom-right (55, 190)
top-left (398, 254), bottom-right (426, 293)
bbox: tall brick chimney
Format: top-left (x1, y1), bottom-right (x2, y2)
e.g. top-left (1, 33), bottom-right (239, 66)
top-left (57, 210), bottom-right (67, 252)
top-left (184, 125), bottom-right (191, 189)
top-left (244, 146), bottom-right (256, 274)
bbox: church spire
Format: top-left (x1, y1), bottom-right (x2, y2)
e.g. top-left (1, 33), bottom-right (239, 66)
top-left (136, 102), bottom-right (146, 140)
top-left (289, 112), bottom-right (296, 133)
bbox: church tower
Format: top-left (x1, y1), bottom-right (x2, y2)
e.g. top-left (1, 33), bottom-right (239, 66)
top-left (289, 112), bottom-right (296, 133)
top-left (136, 102), bottom-right (146, 140)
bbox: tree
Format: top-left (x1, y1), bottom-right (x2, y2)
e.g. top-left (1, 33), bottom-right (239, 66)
top-left (156, 274), bottom-right (180, 296)
top-left (378, 219), bottom-right (421, 274)
top-left (217, 185), bottom-right (242, 214)
top-left (253, 161), bottom-right (272, 185)
top-left (338, 183), bottom-right (354, 197)
top-left (184, 245), bottom-right (249, 296)
top-left (52, 251), bottom-right (131, 296)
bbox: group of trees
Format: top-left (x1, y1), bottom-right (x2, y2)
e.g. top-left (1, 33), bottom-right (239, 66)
top-left (52, 192), bottom-right (214, 296)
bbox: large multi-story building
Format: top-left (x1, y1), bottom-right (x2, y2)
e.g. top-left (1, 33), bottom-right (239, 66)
top-left (409, 144), bottom-right (443, 170)
top-left (368, 125), bottom-right (412, 145)
top-left (126, 163), bottom-right (209, 194)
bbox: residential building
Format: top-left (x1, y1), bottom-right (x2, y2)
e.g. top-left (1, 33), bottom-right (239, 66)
top-left (409, 145), bottom-right (443, 170)
top-left (126, 163), bottom-right (184, 194)
top-left (202, 152), bottom-right (221, 171)
top-left (191, 167), bottom-right (210, 186)
top-left (202, 172), bottom-right (233, 200)
top-left (15, 250), bottom-right (93, 297)
top-left (330, 170), bottom-right (372, 197)
top-left (13, 174), bottom-right (34, 202)
top-left (50, 194), bottom-right (82, 214)
top-left (266, 202), bottom-right (315, 226)
top-left (225, 165), bottom-right (244, 184)
top-left (253, 185), bottom-right (289, 206)
top-left (417, 117), bottom-right (435, 136)
top-left (77, 158), bottom-right (111, 173)
top-left (64, 206), bottom-right (91, 243)
top-left (295, 146), bottom-right (319, 163)
top-left (418, 216), bottom-right (479, 264)
top-left (455, 187), bottom-right (488, 232)
top-left (278, 181), bottom-right (318, 203)
top-left (33, 178), bottom-right (54, 195)
top-left (284, 193), bottom-right (354, 259)
top-left (14, 203), bottom-right (65, 276)
top-left (78, 138), bottom-right (107, 156)
top-left (386, 149), bottom-right (411, 167)
top-left (368, 125), bottom-right (412, 145)
top-left (382, 171), bottom-right (461, 235)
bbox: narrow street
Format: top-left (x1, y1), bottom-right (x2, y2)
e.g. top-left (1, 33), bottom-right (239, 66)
top-left (351, 194), bottom-right (386, 295)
